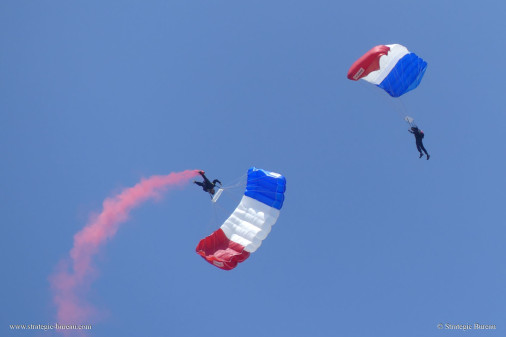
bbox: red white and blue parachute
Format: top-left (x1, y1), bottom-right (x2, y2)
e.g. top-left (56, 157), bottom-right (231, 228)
top-left (347, 44), bottom-right (427, 97)
top-left (196, 167), bottom-right (286, 270)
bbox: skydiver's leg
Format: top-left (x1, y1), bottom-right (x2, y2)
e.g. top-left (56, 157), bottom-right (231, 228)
top-left (201, 174), bottom-right (212, 186)
top-left (420, 142), bottom-right (430, 159)
top-left (416, 142), bottom-right (423, 158)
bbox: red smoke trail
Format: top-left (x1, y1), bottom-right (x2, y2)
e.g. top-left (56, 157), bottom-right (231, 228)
top-left (49, 170), bottom-right (199, 326)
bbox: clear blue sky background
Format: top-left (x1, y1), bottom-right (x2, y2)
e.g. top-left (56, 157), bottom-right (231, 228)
top-left (2, 1), bottom-right (505, 336)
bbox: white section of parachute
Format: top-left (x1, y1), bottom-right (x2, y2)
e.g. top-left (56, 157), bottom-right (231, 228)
top-left (362, 44), bottom-right (409, 85)
top-left (220, 195), bottom-right (280, 253)
top-left (211, 188), bottom-right (224, 203)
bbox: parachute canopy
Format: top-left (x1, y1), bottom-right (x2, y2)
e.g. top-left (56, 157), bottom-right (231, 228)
top-left (347, 44), bottom-right (427, 97)
top-left (196, 167), bottom-right (286, 270)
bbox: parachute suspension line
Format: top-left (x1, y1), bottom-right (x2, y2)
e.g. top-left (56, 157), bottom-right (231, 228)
top-left (209, 175), bottom-right (242, 221)
top-left (359, 80), bottom-right (409, 124)
top-left (209, 173), bottom-right (247, 203)
top-left (208, 195), bottom-right (231, 254)
top-left (397, 97), bottom-right (415, 126)
top-left (205, 198), bottom-right (222, 234)
top-left (407, 52), bottom-right (428, 126)
top-left (211, 199), bottom-right (228, 221)
top-left (220, 173), bottom-right (247, 190)
top-left (217, 187), bottom-right (244, 203)
top-left (222, 174), bottom-right (279, 189)
top-left (208, 203), bottom-right (222, 257)
top-left (221, 180), bottom-right (245, 191)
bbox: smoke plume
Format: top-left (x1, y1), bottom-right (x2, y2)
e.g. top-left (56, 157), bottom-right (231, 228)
top-left (49, 170), bottom-right (199, 326)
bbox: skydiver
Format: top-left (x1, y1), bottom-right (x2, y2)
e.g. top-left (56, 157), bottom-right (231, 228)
top-left (408, 126), bottom-right (430, 160)
top-left (194, 171), bottom-right (222, 198)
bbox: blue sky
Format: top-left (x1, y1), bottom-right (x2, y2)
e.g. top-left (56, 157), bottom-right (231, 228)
top-left (1, 1), bottom-right (505, 336)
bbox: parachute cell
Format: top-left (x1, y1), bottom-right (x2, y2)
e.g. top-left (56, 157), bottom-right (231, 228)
top-left (347, 44), bottom-right (427, 97)
top-left (196, 167), bottom-right (286, 270)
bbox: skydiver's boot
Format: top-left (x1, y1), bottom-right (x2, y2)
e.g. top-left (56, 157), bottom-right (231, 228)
top-left (426, 154), bottom-right (430, 160)
top-left (419, 153), bottom-right (423, 158)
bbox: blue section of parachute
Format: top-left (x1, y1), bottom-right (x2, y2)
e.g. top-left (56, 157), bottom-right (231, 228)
top-left (378, 53), bottom-right (427, 97)
top-left (245, 167), bottom-right (286, 210)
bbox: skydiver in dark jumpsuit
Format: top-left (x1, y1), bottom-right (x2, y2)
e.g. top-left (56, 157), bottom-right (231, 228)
top-left (409, 126), bottom-right (430, 160)
top-left (194, 171), bottom-right (222, 198)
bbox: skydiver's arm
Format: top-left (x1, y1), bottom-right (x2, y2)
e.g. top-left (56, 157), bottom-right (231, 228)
top-left (194, 181), bottom-right (204, 187)
top-left (408, 130), bottom-right (414, 134)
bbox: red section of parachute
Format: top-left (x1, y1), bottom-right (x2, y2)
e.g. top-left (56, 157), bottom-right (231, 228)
top-left (196, 229), bottom-right (250, 270)
top-left (347, 45), bottom-right (391, 81)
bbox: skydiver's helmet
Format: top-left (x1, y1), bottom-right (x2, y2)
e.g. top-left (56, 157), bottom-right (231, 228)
top-left (411, 126), bottom-right (419, 131)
